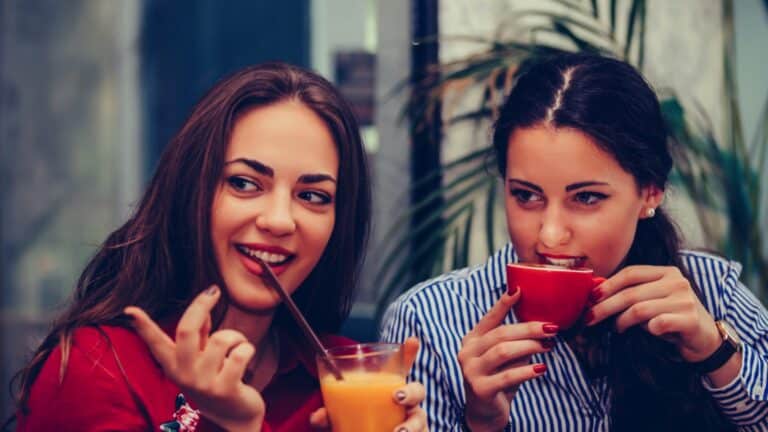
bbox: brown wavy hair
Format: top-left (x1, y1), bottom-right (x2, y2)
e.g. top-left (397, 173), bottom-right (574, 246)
top-left (492, 53), bottom-right (734, 431)
top-left (10, 63), bottom-right (371, 418)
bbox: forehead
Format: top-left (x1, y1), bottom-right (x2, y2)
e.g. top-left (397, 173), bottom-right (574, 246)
top-left (506, 126), bottom-right (635, 187)
top-left (226, 100), bottom-right (339, 174)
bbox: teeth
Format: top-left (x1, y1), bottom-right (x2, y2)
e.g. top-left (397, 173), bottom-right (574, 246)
top-left (237, 246), bottom-right (289, 264)
top-left (545, 257), bottom-right (579, 268)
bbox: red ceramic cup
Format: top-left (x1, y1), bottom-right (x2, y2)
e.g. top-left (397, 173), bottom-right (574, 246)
top-left (507, 263), bottom-right (605, 329)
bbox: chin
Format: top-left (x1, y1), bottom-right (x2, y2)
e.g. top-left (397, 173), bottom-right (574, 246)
top-left (222, 280), bottom-right (281, 312)
top-left (227, 295), bottom-right (281, 314)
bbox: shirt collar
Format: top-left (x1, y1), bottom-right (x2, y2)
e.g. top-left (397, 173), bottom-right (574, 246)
top-left (483, 242), bottom-right (518, 290)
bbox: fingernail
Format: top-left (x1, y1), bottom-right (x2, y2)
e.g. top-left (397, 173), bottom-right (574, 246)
top-left (541, 339), bottom-right (556, 349)
top-left (205, 286), bottom-right (219, 296)
top-left (508, 284), bottom-right (518, 296)
top-left (396, 427), bottom-right (409, 432)
top-left (542, 323), bottom-right (559, 334)
top-left (533, 364), bottom-right (547, 374)
top-left (589, 287), bottom-right (602, 303)
top-left (583, 310), bottom-right (595, 325)
top-left (394, 390), bottom-right (406, 402)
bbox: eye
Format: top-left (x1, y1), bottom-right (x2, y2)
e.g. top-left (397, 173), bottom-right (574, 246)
top-left (298, 190), bottom-right (333, 205)
top-left (510, 188), bottom-right (543, 206)
top-left (226, 176), bottom-right (261, 192)
top-left (573, 191), bottom-right (608, 205)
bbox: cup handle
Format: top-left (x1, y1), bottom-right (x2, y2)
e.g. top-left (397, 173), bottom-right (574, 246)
top-left (591, 276), bottom-right (606, 287)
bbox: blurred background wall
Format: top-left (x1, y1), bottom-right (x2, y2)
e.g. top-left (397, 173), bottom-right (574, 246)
top-left (1, 0), bottom-right (766, 422)
top-left (1, 0), bottom-right (144, 421)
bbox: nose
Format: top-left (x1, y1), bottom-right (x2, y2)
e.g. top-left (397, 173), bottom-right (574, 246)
top-left (255, 191), bottom-right (296, 236)
top-left (538, 207), bottom-right (571, 248)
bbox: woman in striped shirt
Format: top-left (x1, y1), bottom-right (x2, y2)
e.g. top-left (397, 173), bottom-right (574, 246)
top-left (381, 53), bottom-right (768, 431)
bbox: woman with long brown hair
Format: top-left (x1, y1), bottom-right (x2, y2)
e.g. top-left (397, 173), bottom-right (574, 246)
top-left (382, 53), bottom-right (768, 431)
top-left (12, 63), bottom-right (428, 431)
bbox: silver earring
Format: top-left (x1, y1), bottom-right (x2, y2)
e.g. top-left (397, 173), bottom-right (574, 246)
top-left (646, 207), bottom-right (656, 218)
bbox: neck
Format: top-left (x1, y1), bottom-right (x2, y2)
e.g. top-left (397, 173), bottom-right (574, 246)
top-left (220, 304), bottom-right (280, 390)
top-left (220, 304), bottom-right (275, 349)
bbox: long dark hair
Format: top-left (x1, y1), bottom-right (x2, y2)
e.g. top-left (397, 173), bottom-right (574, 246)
top-left (492, 53), bottom-right (734, 431)
top-left (12, 63), bottom-right (371, 414)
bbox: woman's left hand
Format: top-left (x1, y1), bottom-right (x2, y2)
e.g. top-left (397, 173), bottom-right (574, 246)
top-left (309, 337), bottom-right (429, 431)
top-left (585, 265), bottom-right (722, 362)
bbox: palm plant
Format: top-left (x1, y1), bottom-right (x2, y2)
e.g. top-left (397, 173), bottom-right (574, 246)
top-left (373, 0), bottom-right (768, 319)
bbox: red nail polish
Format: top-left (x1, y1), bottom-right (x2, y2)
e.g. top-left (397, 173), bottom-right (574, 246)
top-left (589, 287), bottom-right (602, 303)
top-left (508, 284), bottom-right (518, 296)
top-left (541, 339), bottom-right (556, 349)
top-left (533, 364), bottom-right (547, 374)
top-left (542, 323), bottom-right (559, 334)
top-left (583, 310), bottom-right (595, 325)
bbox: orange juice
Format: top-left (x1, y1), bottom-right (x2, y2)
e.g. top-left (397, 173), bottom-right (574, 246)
top-left (320, 371), bottom-right (406, 432)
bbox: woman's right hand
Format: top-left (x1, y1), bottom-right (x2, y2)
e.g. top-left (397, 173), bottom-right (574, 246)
top-left (309, 337), bottom-right (429, 431)
top-left (125, 286), bottom-right (266, 432)
top-left (458, 289), bottom-right (558, 432)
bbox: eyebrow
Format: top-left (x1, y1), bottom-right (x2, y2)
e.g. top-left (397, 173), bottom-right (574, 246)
top-left (508, 178), bottom-right (609, 192)
top-left (564, 181), bottom-right (609, 191)
top-left (226, 158), bottom-right (273, 177)
top-left (508, 178), bottom-right (542, 192)
top-left (225, 158), bottom-right (337, 184)
top-left (298, 173), bottom-right (337, 184)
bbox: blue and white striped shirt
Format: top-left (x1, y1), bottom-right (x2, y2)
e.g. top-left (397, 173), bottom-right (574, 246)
top-left (380, 244), bottom-right (768, 431)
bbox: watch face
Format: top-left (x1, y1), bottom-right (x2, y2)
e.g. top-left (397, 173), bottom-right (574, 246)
top-left (718, 320), bottom-right (742, 348)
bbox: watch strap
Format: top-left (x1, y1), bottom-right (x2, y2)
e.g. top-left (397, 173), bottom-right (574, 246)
top-left (692, 322), bottom-right (739, 374)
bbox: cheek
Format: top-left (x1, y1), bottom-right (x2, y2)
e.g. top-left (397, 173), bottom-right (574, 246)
top-left (318, 217), bottom-right (335, 248)
top-left (210, 193), bottom-right (253, 257)
top-left (210, 195), bottom-right (227, 248)
top-left (305, 212), bottom-right (336, 256)
top-left (211, 197), bottom-right (241, 236)
top-left (505, 202), bottom-right (538, 250)
top-left (581, 212), bottom-right (639, 275)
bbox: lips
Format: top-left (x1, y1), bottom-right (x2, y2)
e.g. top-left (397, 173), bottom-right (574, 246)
top-left (235, 243), bottom-right (295, 276)
top-left (537, 253), bottom-right (586, 268)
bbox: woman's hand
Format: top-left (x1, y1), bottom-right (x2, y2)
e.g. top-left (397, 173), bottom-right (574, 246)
top-left (458, 290), bottom-right (556, 432)
top-left (125, 286), bottom-right (266, 432)
top-left (585, 265), bottom-right (722, 363)
top-left (309, 337), bottom-right (429, 431)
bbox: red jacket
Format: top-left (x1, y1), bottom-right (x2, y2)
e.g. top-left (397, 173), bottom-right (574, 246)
top-left (17, 325), bottom-right (353, 431)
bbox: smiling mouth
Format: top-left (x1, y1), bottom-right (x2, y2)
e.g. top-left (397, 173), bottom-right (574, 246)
top-left (235, 245), bottom-right (294, 266)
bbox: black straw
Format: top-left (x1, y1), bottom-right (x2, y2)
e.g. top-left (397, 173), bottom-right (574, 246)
top-left (252, 256), bottom-right (343, 380)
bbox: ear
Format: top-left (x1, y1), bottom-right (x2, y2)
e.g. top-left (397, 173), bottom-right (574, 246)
top-left (639, 185), bottom-right (664, 219)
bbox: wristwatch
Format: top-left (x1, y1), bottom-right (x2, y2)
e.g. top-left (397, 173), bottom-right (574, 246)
top-left (692, 320), bottom-right (742, 374)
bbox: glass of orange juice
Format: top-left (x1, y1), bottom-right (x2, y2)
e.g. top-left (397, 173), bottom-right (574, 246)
top-left (317, 343), bottom-right (407, 432)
